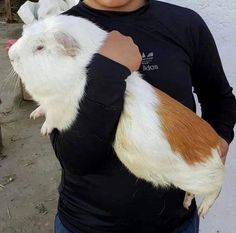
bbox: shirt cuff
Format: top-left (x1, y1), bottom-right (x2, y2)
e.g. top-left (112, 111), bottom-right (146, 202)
top-left (85, 53), bottom-right (131, 107)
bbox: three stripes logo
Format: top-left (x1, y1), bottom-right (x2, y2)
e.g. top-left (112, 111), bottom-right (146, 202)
top-left (142, 52), bottom-right (159, 71)
top-left (142, 52), bottom-right (154, 65)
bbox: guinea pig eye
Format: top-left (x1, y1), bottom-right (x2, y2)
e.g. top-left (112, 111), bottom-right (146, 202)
top-left (36, 45), bottom-right (45, 51)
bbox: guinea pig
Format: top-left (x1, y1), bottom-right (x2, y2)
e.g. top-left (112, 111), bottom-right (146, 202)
top-left (8, 15), bottom-right (224, 218)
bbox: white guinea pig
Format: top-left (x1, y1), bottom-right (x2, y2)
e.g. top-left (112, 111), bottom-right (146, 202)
top-left (8, 15), bottom-right (224, 218)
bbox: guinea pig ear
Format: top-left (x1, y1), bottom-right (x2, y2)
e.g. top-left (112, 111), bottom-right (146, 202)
top-left (54, 31), bottom-right (79, 57)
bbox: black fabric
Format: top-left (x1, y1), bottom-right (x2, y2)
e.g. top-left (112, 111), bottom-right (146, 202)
top-left (50, 1), bottom-right (236, 232)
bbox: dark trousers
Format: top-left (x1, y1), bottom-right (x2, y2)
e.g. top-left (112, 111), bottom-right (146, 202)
top-left (54, 212), bottom-right (199, 233)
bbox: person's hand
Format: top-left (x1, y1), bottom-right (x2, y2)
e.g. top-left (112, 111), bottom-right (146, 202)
top-left (99, 31), bottom-right (142, 73)
top-left (218, 137), bottom-right (229, 164)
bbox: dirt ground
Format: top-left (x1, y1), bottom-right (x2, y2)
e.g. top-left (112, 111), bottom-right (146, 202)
top-left (0, 20), bottom-right (59, 233)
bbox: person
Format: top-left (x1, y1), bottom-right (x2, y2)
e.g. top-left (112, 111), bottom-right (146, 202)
top-left (50, 0), bottom-right (236, 232)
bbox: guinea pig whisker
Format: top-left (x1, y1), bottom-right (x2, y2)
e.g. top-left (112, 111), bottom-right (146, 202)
top-left (0, 69), bottom-right (13, 89)
top-left (11, 70), bottom-right (20, 93)
top-left (13, 77), bottom-right (20, 93)
top-left (7, 69), bottom-right (17, 87)
top-left (4, 67), bottom-right (13, 81)
top-left (7, 67), bottom-right (16, 80)
top-left (0, 68), bottom-right (19, 94)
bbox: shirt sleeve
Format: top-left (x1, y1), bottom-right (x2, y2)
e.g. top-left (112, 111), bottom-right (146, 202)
top-left (50, 54), bottom-right (130, 174)
top-left (191, 13), bottom-right (236, 144)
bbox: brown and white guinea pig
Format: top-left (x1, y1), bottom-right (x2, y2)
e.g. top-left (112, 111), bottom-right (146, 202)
top-left (8, 15), bottom-right (224, 218)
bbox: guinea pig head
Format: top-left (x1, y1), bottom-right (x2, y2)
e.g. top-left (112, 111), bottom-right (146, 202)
top-left (8, 18), bottom-right (91, 100)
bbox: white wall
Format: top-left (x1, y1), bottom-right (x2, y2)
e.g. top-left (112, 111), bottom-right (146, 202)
top-left (162, 1), bottom-right (236, 233)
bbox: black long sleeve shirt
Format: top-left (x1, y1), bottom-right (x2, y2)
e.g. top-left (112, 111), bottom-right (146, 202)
top-left (50, 1), bottom-right (236, 232)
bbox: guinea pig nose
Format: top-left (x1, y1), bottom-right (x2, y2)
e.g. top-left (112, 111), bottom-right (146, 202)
top-left (9, 53), bottom-right (19, 63)
top-left (10, 56), bottom-right (15, 63)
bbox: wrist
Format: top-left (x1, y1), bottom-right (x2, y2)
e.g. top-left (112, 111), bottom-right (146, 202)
top-left (85, 53), bottom-right (130, 107)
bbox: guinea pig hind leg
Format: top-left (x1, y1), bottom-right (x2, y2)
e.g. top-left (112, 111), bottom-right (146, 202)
top-left (183, 192), bottom-right (195, 210)
top-left (30, 105), bottom-right (45, 120)
top-left (198, 189), bottom-right (221, 218)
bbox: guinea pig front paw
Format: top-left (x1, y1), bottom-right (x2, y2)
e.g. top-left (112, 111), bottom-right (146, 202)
top-left (183, 192), bottom-right (195, 210)
top-left (30, 106), bottom-right (45, 120)
top-left (41, 122), bottom-right (53, 136)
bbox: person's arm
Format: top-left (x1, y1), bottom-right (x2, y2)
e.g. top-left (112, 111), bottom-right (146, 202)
top-left (190, 13), bottom-right (236, 159)
top-left (50, 31), bottom-right (141, 174)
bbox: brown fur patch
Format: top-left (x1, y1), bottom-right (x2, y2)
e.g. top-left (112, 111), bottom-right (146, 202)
top-left (156, 89), bottom-right (220, 165)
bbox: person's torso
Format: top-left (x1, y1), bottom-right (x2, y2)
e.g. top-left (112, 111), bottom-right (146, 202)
top-left (54, 1), bottom-right (199, 232)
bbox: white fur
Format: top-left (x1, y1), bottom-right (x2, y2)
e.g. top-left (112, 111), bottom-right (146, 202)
top-left (8, 15), bottom-right (224, 217)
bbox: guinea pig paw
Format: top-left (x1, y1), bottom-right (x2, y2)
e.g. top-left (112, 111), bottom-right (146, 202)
top-left (198, 190), bottom-right (220, 219)
top-left (41, 122), bottom-right (53, 136)
top-left (30, 106), bottom-right (45, 120)
top-left (183, 192), bottom-right (195, 210)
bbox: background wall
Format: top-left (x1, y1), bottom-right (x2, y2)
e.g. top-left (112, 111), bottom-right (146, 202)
top-left (162, 1), bottom-right (236, 233)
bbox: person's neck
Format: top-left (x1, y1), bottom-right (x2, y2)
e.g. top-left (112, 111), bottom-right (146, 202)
top-left (83, 0), bottom-right (147, 12)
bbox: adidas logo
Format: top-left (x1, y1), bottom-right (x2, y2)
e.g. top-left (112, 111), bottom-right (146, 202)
top-left (142, 52), bottom-right (159, 71)
top-left (142, 52), bottom-right (154, 65)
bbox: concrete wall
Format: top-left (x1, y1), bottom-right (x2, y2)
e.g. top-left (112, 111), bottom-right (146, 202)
top-left (162, 1), bottom-right (236, 232)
